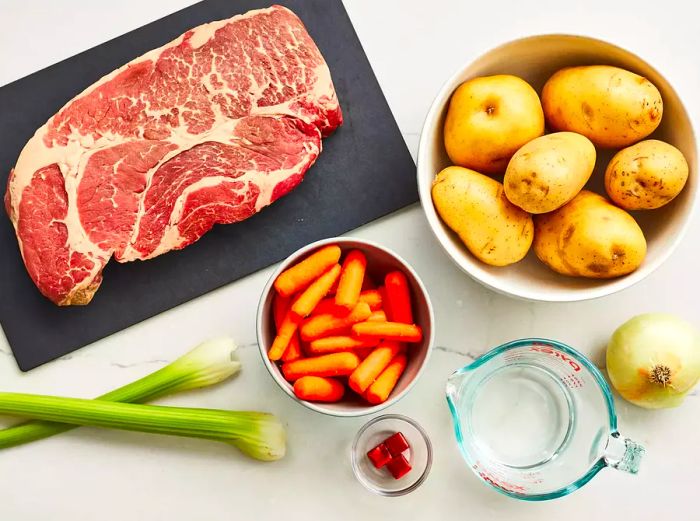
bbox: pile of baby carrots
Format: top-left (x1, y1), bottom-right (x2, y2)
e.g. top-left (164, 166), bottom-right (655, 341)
top-left (268, 244), bottom-right (423, 405)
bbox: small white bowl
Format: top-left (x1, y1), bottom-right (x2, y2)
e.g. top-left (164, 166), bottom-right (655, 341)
top-left (417, 34), bottom-right (697, 302)
top-left (351, 414), bottom-right (433, 496)
top-left (256, 237), bottom-right (434, 417)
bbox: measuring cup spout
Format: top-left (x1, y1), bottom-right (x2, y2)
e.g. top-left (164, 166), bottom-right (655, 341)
top-left (603, 433), bottom-right (645, 474)
top-left (445, 368), bottom-right (467, 406)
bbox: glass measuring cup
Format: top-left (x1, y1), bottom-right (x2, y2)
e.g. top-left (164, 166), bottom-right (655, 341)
top-left (446, 338), bottom-right (644, 501)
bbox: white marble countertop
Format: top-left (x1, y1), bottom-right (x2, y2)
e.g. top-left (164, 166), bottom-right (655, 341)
top-left (1, 0), bottom-right (699, 518)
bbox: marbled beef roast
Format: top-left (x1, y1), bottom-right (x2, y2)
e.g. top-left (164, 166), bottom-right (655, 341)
top-left (4, 5), bottom-right (342, 305)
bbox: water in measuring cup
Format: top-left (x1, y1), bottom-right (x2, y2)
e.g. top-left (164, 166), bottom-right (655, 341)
top-left (468, 364), bottom-right (574, 468)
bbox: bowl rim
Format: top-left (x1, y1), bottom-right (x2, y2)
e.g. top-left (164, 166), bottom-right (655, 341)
top-left (256, 236), bottom-right (435, 417)
top-left (416, 33), bottom-right (699, 303)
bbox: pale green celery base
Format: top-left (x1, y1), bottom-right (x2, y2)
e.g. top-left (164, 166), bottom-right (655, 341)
top-left (0, 393), bottom-right (285, 461)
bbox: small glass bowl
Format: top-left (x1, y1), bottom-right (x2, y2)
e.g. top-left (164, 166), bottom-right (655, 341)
top-left (351, 414), bottom-right (432, 496)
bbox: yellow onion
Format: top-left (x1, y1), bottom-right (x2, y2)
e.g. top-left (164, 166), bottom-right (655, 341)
top-left (607, 313), bottom-right (700, 409)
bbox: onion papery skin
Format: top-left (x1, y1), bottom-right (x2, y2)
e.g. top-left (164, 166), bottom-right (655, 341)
top-left (607, 313), bottom-right (700, 409)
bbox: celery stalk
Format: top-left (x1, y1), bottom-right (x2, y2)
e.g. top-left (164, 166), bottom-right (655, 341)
top-left (0, 338), bottom-right (241, 449)
top-left (0, 392), bottom-right (286, 461)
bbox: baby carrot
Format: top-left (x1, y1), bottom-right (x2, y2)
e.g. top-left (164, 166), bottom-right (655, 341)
top-left (291, 264), bottom-right (341, 317)
top-left (282, 352), bottom-right (361, 381)
top-left (273, 293), bottom-right (291, 330)
top-left (378, 286), bottom-right (391, 318)
top-left (310, 298), bottom-right (348, 317)
top-left (367, 310), bottom-right (387, 322)
top-left (359, 289), bottom-right (383, 311)
top-left (352, 321), bottom-right (423, 343)
top-left (293, 376), bottom-right (345, 402)
top-left (272, 294), bottom-right (302, 361)
top-left (300, 302), bottom-right (372, 341)
top-left (335, 250), bottom-right (367, 310)
top-left (348, 341), bottom-right (403, 394)
top-left (268, 312), bottom-right (302, 361)
top-left (314, 290), bottom-right (380, 316)
top-left (307, 335), bottom-right (380, 355)
top-left (384, 271), bottom-right (413, 323)
top-left (365, 353), bottom-right (408, 404)
top-left (327, 276), bottom-right (340, 296)
top-left (281, 331), bottom-right (303, 362)
top-left (274, 245), bottom-right (342, 297)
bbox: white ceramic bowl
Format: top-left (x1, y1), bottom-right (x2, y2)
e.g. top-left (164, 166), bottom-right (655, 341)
top-left (417, 34), bottom-right (697, 302)
top-left (257, 237), bottom-right (434, 417)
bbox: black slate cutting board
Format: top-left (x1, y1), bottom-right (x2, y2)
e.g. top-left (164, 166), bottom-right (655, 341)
top-left (0, 0), bottom-right (417, 371)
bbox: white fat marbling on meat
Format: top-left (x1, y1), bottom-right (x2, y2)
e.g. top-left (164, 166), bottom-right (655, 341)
top-left (6, 5), bottom-right (340, 303)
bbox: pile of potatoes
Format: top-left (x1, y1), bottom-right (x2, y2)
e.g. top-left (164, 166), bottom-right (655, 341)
top-left (432, 65), bottom-right (689, 278)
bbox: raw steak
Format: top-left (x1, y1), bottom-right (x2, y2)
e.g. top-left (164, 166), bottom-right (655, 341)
top-left (4, 5), bottom-right (342, 306)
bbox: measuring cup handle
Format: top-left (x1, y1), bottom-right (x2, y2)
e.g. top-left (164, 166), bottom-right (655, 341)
top-left (603, 433), bottom-right (645, 474)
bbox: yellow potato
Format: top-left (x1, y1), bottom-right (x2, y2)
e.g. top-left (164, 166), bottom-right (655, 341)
top-left (605, 139), bottom-right (689, 210)
top-left (534, 190), bottom-right (646, 278)
top-left (444, 75), bottom-right (544, 174)
top-left (542, 65), bottom-right (663, 148)
top-left (504, 132), bottom-right (596, 214)
top-left (432, 166), bottom-right (534, 266)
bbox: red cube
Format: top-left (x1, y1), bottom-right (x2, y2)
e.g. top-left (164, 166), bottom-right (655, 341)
top-left (386, 454), bottom-right (412, 479)
top-left (367, 443), bottom-right (392, 468)
top-left (384, 431), bottom-right (409, 456)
